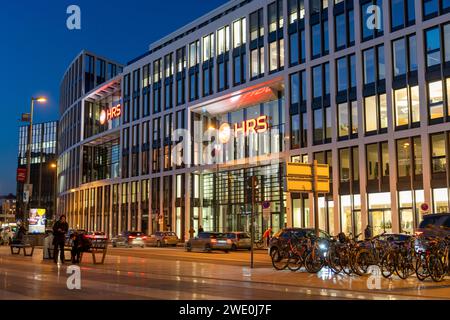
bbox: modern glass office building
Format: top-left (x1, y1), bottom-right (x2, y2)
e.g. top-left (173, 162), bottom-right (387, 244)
top-left (17, 121), bottom-right (58, 220)
top-left (58, 0), bottom-right (450, 240)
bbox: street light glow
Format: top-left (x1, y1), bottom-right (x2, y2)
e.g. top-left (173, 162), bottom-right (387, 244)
top-left (34, 97), bottom-right (47, 103)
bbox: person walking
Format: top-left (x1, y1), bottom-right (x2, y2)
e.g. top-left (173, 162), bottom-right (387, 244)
top-left (364, 225), bottom-right (373, 240)
top-left (189, 227), bottom-right (195, 239)
top-left (52, 215), bottom-right (69, 264)
top-left (263, 227), bottom-right (272, 248)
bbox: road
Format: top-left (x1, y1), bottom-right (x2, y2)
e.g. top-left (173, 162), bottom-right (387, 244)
top-left (0, 246), bottom-right (449, 300)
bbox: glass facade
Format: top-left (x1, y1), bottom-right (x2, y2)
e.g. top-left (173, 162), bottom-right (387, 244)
top-left (58, 1), bottom-right (450, 240)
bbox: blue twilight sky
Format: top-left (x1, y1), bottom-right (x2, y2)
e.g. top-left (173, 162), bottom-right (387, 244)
top-left (0, 0), bottom-right (227, 195)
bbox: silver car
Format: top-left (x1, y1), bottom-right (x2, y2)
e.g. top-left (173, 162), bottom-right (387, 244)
top-left (226, 232), bottom-right (252, 251)
top-left (111, 231), bottom-right (146, 248)
top-left (186, 232), bottom-right (232, 253)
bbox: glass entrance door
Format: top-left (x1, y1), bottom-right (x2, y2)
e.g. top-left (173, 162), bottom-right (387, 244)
top-left (369, 210), bottom-right (392, 235)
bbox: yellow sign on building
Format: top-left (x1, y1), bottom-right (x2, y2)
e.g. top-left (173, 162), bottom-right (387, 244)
top-left (286, 162), bottom-right (330, 193)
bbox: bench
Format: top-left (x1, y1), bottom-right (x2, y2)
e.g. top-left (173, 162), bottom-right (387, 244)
top-left (80, 238), bottom-right (108, 265)
top-left (10, 243), bottom-right (35, 257)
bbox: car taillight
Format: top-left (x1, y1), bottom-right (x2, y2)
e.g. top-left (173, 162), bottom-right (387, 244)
top-left (415, 231), bottom-right (423, 236)
top-left (211, 239), bottom-right (217, 244)
top-left (129, 236), bottom-right (136, 239)
top-left (142, 236), bottom-right (147, 240)
top-left (227, 239), bottom-right (232, 244)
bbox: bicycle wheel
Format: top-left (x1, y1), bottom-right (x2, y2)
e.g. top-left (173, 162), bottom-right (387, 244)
top-left (305, 248), bottom-right (324, 273)
top-left (327, 249), bottom-right (342, 274)
top-left (395, 253), bottom-right (414, 280)
top-left (429, 254), bottom-right (446, 282)
top-left (271, 248), bottom-right (289, 271)
top-left (415, 253), bottom-right (429, 281)
top-left (287, 254), bottom-right (303, 272)
top-left (380, 251), bottom-right (396, 279)
top-left (353, 249), bottom-right (371, 276)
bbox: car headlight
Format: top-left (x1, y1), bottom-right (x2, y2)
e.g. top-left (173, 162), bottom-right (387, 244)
top-left (319, 243), bottom-right (327, 250)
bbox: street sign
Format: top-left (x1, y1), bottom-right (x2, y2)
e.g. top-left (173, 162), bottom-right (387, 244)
top-left (23, 184), bottom-right (33, 204)
top-left (315, 179), bottom-right (330, 193)
top-left (262, 202), bottom-right (271, 220)
top-left (21, 113), bottom-right (31, 122)
top-left (287, 179), bottom-right (313, 192)
top-left (287, 162), bottom-right (313, 177)
top-left (315, 164), bottom-right (330, 179)
top-left (17, 168), bottom-right (27, 183)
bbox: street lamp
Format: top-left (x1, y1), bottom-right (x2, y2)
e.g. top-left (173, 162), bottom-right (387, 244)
top-left (24, 96), bottom-right (47, 225)
top-left (49, 162), bottom-right (57, 223)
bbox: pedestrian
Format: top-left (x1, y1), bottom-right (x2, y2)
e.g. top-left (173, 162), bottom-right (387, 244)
top-left (43, 229), bottom-right (54, 259)
top-left (198, 225), bottom-right (204, 234)
top-left (364, 225), bottom-right (373, 240)
top-left (263, 227), bottom-right (272, 248)
top-left (52, 215), bottom-right (69, 264)
top-left (12, 222), bottom-right (27, 245)
top-left (189, 227), bottom-right (195, 239)
top-left (70, 231), bottom-right (81, 264)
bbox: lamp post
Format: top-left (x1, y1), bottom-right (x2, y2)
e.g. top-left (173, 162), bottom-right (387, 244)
top-left (50, 163), bottom-right (57, 223)
top-left (24, 96), bottom-right (47, 225)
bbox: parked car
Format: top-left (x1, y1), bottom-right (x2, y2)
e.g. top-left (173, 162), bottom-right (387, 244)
top-left (415, 213), bottom-right (450, 239)
top-left (112, 231), bottom-right (147, 248)
top-left (145, 231), bottom-right (179, 247)
top-left (226, 232), bottom-right (252, 251)
top-left (186, 232), bottom-right (232, 253)
top-left (268, 228), bottom-right (331, 257)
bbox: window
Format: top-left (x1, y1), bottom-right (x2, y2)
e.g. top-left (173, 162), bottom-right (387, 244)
top-left (153, 59), bottom-right (162, 114)
top-left (311, 20), bottom-right (329, 59)
top-left (189, 41), bottom-right (200, 101)
top-left (364, 94), bottom-right (387, 133)
top-left (361, 0), bottom-right (384, 41)
top-left (394, 86), bottom-right (420, 128)
top-left (339, 146), bottom-right (359, 183)
top-left (391, 0), bottom-right (415, 31)
top-left (217, 26), bottom-right (230, 91)
top-left (366, 142), bottom-right (389, 181)
top-left (425, 27), bottom-right (441, 68)
top-left (288, 0), bottom-right (305, 23)
top-left (233, 18), bottom-right (247, 86)
top-left (164, 54), bottom-right (173, 110)
top-left (363, 45), bottom-right (385, 85)
top-left (445, 24), bottom-right (450, 63)
top-left (428, 80), bottom-right (444, 120)
top-left (431, 133), bottom-right (446, 173)
top-left (337, 57), bottom-right (348, 92)
top-left (176, 47), bottom-right (186, 106)
top-left (290, 70), bottom-right (307, 149)
top-left (268, 0), bottom-right (285, 73)
top-left (203, 34), bottom-right (214, 97)
top-left (397, 137), bottom-right (422, 177)
top-left (393, 38), bottom-right (406, 76)
top-left (338, 101), bottom-right (358, 139)
top-left (336, 54), bottom-right (356, 93)
top-left (423, 0), bottom-right (450, 19)
top-left (250, 9), bottom-right (265, 79)
top-left (335, 9), bottom-right (355, 51)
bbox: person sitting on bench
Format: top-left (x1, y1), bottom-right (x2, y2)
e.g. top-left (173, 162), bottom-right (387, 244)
top-left (11, 222), bottom-right (27, 245)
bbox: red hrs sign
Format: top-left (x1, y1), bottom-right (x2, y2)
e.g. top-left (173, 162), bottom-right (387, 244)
top-left (234, 115), bottom-right (269, 137)
top-left (17, 168), bottom-right (27, 183)
top-left (100, 104), bottom-right (122, 125)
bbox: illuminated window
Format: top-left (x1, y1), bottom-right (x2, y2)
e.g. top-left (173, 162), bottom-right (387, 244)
top-left (431, 133), bottom-right (446, 173)
top-left (433, 188), bottom-right (449, 213)
top-left (428, 80), bottom-right (444, 120)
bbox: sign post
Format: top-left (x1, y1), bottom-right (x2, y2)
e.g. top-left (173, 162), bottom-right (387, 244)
top-left (250, 176), bottom-right (258, 269)
top-left (286, 161), bottom-right (330, 237)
